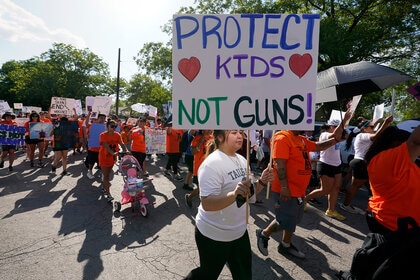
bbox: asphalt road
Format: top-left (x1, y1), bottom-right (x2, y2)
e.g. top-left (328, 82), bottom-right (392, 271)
top-left (0, 149), bottom-right (370, 280)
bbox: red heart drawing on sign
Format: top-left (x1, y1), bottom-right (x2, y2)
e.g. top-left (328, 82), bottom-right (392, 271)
top-left (289, 54), bottom-right (313, 78)
top-left (178, 57), bottom-right (201, 82)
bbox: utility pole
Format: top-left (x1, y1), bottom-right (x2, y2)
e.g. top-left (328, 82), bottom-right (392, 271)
top-left (116, 48), bottom-right (121, 116)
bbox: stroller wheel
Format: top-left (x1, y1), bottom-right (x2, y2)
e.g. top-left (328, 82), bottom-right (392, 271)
top-left (139, 203), bottom-right (148, 217)
top-left (113, 201), bottom-right (121, 212)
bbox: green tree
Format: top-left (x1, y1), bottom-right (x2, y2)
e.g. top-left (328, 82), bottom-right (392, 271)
top-left (0, 43), bottom-right (111, 110)
top-left (126, 73), bottom-right (171, 116)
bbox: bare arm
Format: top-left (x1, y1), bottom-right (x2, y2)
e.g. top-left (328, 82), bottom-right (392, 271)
top-left (274, 158), bottom-right (292, 201)
top-left (370, 115), bottom-right (393, 141)
top-left (407, 124), bottom-right (420, 162)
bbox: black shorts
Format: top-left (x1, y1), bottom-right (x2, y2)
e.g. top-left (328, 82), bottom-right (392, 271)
top-left (317, 161), bottom-right (342, 178)
top-left (1, 145), bottom-right (16, 151)
top-left (350, 158), bottom-right (368, 180)
top-left (184, 154), bottom-right (194, 172)
top-left (87, 150), bottom-right (99, 165)
top-left (25, 135), bottom-right (42, 145)
top-left (132, 151), bottom-right (146, 167)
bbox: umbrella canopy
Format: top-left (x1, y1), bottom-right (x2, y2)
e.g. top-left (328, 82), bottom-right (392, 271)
top-left (316, 61), bottom-right (414, 103)
top-left (396, 118), bottom-right (420, 133)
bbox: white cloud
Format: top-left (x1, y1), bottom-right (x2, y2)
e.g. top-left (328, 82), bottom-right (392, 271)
top-left (0, 0), bottom-right (86, 47)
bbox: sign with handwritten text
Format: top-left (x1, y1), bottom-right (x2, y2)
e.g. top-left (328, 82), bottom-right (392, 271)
top-left (172, 14), bottom-right (320, 130)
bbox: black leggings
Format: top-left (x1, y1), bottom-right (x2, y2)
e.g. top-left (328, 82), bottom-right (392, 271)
top-left (165, 152), bottom-right (181, 174)
top-left (184, 227), bottom-right (252, 280)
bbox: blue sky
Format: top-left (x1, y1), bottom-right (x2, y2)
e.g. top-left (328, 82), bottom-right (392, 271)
top-left (0, 0), bottom-right (195, 80)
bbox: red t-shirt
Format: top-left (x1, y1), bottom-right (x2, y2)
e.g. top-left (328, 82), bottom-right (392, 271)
top-left (368, 143), bottom-right (420, 231)
top-left (271, 131), bottom-right (316, 197)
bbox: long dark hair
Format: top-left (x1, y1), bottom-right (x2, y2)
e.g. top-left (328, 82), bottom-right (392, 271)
top-left (365, 126), bottom-right (410, 164)
top-left (345, 129), bottom-right (359, 151)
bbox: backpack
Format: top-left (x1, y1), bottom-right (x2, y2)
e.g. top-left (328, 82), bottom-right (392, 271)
top-left (336, 216), bottom-right (420, 280)
top-left (179, 131), bottom-right (189, 153)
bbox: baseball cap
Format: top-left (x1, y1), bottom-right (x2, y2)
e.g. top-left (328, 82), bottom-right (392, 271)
top-left (327, 119), bottom-right (340, 126)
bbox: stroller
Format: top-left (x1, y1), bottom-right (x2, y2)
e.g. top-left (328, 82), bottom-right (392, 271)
top-left (114, 155), bottom-right (152, 217)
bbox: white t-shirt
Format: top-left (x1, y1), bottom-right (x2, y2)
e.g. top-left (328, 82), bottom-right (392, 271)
top-left (196, 149), bottom-right (248, 242)
top-left (319, 132), bottom-right (342, 166)
top-left (354, 133), bottom-right (372, 160)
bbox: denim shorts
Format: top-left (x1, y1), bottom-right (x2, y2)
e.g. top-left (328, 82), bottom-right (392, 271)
top-left (274, 193), bottom-right (304, 233)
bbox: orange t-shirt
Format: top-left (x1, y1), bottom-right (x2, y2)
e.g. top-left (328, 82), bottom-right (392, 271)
top-left (130, 127), bottom-right (146, 153)
top-left (271, 131), bottom-right (316, 197)
top-left (368, 143), bottom-right (420, 231)
top-left (166, 128), bottom-right (183, 153)
top-left (191, 134), bottom-right (214, 176)
top-left (98, 132), bottom-right (122, 167)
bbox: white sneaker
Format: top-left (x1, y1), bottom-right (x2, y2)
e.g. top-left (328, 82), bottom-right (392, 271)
top-left (87, 170), bottom-right (94, 179)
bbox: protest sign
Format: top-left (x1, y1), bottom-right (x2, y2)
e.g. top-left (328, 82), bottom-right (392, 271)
top-left (373, 103), bottom-right (385, 122)
top-left (29, 122), bottom-right (53, 139)
top-left (0, 124), bottom-right (25, 146)
top-left (131, 103), bottom-right (148, 114)
top-left (148, 105), bottom-right (158, 118)
top-left (74, 100), bottom-right (83, 116)
top-left (91, 96), bottom-right (112, 118)
top-left (145, 129), bottom-right (166, 154)
top-left (22, 106), bottom-right (42, 113)
top-left (0, 101), bottom-right (11, 114)
top-left (52, 121), bottom-right (79, 150)
top-left (87, 123), bottom-right (106, 148)
top-left (85, 96), bottom-right (95, 114)
top-left (172, 14), bottom-right (320, 130)
top-left (14, 103), bottom-right (23, 110)
top-left (126, 117), bottom-right (138, 126)
top-left (15, 118), bottom-right (27, 127)
top-left (50, 97), bottom-right (75, 116)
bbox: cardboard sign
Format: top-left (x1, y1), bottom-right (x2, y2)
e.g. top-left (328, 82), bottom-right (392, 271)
top-left (50, 97), bottom-right (75, 116)
top-left (0, 125), bottom-right (25, 146)
top-left (91, 96), bottom-right (112, 118)
top-left (172, 14), bottom-right (320, 129)
top-left (145, 129), bottom-right (166, 154)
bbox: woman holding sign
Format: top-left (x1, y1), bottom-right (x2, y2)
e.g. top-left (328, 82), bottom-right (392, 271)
top-left (184, 130), bottom-right (273, 280)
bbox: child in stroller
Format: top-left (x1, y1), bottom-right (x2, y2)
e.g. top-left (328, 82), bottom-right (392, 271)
top-left (114, 155), bottom-right (152, 217)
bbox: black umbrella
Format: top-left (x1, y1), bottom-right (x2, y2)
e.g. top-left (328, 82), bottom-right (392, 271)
top-left (316, 61), bottom-right (414, 103)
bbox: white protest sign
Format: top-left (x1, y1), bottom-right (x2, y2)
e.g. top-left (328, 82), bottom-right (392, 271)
top-left (373, 103), bottom-right (385, 122)
top-left (0, 101), bottom-right (11, 114)
top-left (329, 109), bottom-right (346, 124)
top-left (172, 14), bottom-right (320, 130)
top-left (91, 96), bottom-right (112, 117)
top-left (131, 103), bottom-right (148, 114)
top-left (148, 105), bottom-right (158, 118)
top-left (85, 96), bottom-right (95, 113)
top-left (74, 99), bottom-right (83, 115)
top-left (50, 97), bottom-right (75, 116)
top-left (126, 117), bottom-right (138, 126)
top-left (22, 106), bottom-right (42, 113)
top-left (14, 103), bottom-right (23, 109)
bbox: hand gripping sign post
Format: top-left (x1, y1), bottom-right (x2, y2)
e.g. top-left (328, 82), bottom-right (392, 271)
top-left (172, 14), bottom-right (320, 222)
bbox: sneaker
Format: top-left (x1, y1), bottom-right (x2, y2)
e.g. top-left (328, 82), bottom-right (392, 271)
top-left (174, 174), bottom-right (183, 181)
top-left (0, 161), bottom-right (4, 168)
top-left (8, 166), bottom-right (13, 171)
top-left (143, 171), bottom-right (149, 177)
top-left (51, 165), bottom-right (56, 172)
top-left (87, 170), bottom-right (95, 179)
top-left (256, 229), bottom-right (270, 256)
top-left (325, 209), bottom-right (346, 221)
top-left (37, 162), bottom-right (44, 168)
top-left (183, 184), bottom-right (194, 191)
top-left (340, 203), bottom-right (366, 215)
top-left (164, 170), bottom-right (171, 176)
top-left (185, 194), bottom-right (192, 208)
top-left (30, 161), bottom-right (34, 167)
top-left (61, 170), bottom-right (67, 176)
top-left (105, 194), bottom-right (114, 202)
top-left (278, 242), bottom-right (306, 259)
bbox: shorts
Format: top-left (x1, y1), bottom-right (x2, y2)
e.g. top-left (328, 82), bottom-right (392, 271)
top-left (132, 151), bottom-right (146, 167)
top-left (349, 158), bottom-right (368, 180)
top-left (184, 154), bottom-right (194, 172)
top-left (25, 135), bottom-right (42, 145)
top-left (87, 150), bottom-right (99, 166)
top-left (1, 145), bottom-right (16, 151)
top-left (317, 162), bottom-right (342, 178)
top-left (273, 193), bottom-right (304, 233)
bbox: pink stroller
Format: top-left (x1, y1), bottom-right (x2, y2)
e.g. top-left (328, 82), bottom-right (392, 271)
top-left (114, 155), bottom-right (152, 217)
